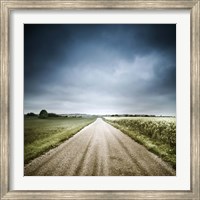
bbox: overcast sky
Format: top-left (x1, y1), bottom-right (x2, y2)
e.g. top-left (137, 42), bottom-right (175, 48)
top-left (24, 24), bottom-right (176, 115)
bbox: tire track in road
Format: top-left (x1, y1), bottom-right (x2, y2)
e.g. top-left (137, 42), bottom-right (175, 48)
top-left (25, 118), bottom-right (175, 176)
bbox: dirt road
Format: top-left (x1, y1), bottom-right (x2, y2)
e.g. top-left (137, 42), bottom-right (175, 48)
top-left (25, 118), bottom-right (175, 176)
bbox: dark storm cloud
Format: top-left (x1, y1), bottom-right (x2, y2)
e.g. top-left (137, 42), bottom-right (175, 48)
top-left (24, 24), bottom-right (176, 115)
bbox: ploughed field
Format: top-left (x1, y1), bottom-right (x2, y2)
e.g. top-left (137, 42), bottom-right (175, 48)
top-left (24, 116), bottom-right (96, 164)
top-left (105, 117), bottom-right (176, 169)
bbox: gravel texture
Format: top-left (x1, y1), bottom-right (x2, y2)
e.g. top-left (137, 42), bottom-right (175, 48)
top-left (24, 118), bottom-right (175, 176)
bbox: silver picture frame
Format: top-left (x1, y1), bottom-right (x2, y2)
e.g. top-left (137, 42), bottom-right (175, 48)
top-left (0, 0), bottom-right (199, 199)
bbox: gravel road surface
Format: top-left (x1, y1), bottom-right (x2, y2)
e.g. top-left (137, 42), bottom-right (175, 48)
top-left (25, 118), bottom-right (175, 176)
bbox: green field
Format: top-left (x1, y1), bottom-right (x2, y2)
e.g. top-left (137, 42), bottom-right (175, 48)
top-left (104, 117), bottom-right (176, 169)
top-left (24, 116), bottom-right (96, 164)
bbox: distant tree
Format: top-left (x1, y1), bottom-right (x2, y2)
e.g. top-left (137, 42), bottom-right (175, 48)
top-left (26, 112), bottom-right (37, 116)
top-left (48, 113), bottom-right (59, 117)
top-left (39, 109), bottom-right (48, 119)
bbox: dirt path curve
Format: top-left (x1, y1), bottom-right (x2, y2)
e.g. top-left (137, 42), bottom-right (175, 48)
top-left (25, 118), bottom-right (175, 176)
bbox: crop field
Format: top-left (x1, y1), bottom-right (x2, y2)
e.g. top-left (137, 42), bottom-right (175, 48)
top-left (24, 116), bottom-right (96, 164)
top-left (104, 117), bottom-right (176, 169)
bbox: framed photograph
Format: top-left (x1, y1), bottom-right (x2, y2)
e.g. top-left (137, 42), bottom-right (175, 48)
top-left (1, 0), bottom-right (199, 199)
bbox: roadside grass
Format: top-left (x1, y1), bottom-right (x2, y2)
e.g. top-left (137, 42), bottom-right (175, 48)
top-left (104, 117), bottom-right (176, 169)
top-left (24, 116), bottom-right (96, 164)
